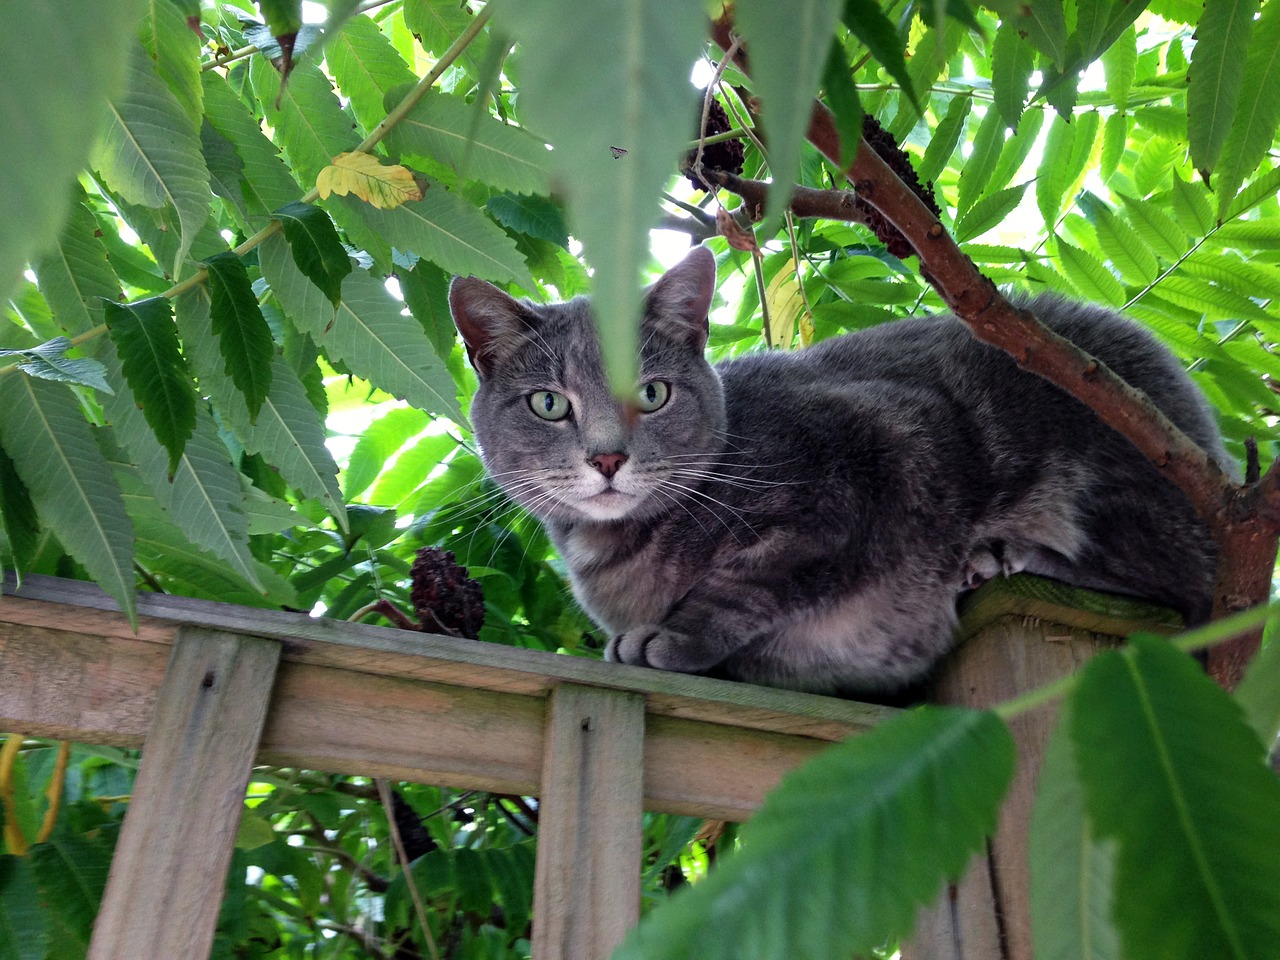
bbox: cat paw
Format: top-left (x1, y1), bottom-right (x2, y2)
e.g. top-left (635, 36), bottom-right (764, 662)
top-left (960, 548), bottom-right (1003, 590)
top-left (961, 541), bottom-right (1034, 590)
top-left (606, 625), bottom-right (710, 673)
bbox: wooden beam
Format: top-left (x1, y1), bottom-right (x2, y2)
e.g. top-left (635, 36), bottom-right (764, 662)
top-left (0, 577), bottom-right (881, 821)
top-left (533, 685), bottom-right (646, 960)
top-left (905, 577), bottom-right (1130, 960)
top-left (2, 574), bottom-right (887, 741)
top-left (87, 627), bottom-right (281, 960)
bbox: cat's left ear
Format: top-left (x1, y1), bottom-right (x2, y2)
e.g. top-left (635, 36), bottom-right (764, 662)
top-left (644, 246), bottom-right (716, 351)
top-left (449, 276), bottom-right (533, 378)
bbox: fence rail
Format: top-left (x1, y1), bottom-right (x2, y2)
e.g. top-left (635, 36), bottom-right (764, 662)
top-left (1, 573), bottom-right (891, 959)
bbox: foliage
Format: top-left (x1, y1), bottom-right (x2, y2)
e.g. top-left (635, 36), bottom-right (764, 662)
top-left (3, 0), bottom-right (1280, 958)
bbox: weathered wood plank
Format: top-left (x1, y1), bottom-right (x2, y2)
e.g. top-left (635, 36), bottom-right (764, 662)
top-left (0, 617), bottom-right (841, 820)
top-left (2, 574), bottom-right (888, 741)
top-left (533, 685), bottom-right (645, 960)
top-left (87, 626), bottom-right (281, 960)
top-left (905, 578), bottom-right (1125, 960)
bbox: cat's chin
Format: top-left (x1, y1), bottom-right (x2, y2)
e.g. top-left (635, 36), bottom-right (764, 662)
top-left (573, 490), bottom-right (644, 522)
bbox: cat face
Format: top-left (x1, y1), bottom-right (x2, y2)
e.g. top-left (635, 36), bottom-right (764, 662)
top-left (450, 247), bottom-right (726, 525)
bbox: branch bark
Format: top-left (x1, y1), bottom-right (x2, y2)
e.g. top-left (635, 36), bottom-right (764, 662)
top-left (709, 15), bottom-right (1280, 687)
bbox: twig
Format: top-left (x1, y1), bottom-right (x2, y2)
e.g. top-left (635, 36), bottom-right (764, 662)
top-left (377, 778), bottom-right (441, 960)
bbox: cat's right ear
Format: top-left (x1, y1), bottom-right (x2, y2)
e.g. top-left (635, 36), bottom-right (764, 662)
top-left (449, 277), bottom-right (531, 379)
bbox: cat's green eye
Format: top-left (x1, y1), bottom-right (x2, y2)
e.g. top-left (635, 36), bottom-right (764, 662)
top-left (636, 380), bottom-right (670, 413)
top-left (529, 390), bottom-right (571, 421)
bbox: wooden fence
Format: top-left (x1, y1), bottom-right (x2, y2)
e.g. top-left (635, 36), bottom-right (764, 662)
top-left (0, 573), bottom-right (1174, 959)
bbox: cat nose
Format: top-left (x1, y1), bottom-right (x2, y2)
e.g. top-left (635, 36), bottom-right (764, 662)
top-left (589, 452), bottom-right (628, 478)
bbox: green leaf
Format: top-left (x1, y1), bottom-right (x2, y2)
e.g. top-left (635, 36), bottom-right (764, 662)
top-left (918, 95), bottom-right (971, 184)
top-left (385, 89), bottom-right (551, 196)
top-left (261, 236), bottom-right (462, 422)
top-left (1132, 136), bottom-right (1182, 197)
top-left (102, 352), bottom-right (264, 594)
top-left (991, 24), bottom-right (1036, 128)
top-left (987, 0), bottom-right (1068, 69)
top-left (352, 185), bottom-right (535, 289)
top-left (200, 71), bottom-right (303, 220)
top-left (1030, 701), bottom-right (1121, 960)
top-left (0, 855), bottom-right (45, 960)
top-left (1101, 24), bottom-right (1137, 112)
top-left (484, 193), bottom-right (570, 249)
top-left (113, 463), bottom-right (290, 607)
top-left (0, 338), bottom-right (113, 395)
top-left (1213, 0), bottom-right (1280, 218)
top-left (103, 296), bottom-right (197, 477)
top-left (735, 0), bottom-right (846, 221)
top-left (0, 374), bottom-right (135, 625)
top-left (988, 109), bottom-right (1045, 197)
top-left (398, 259), bottom-right (461, 361)
top-left (368, 431), bottom-right (459, 507)
top-left (1056, 238), bottom-right (1126, 306)
top-left (1098, 112), bottom-right (1128, 183)
top-left (403, 0), bottom-right (481, 58)
top-left (1071, 634), bottom-right (1280, 959)
top-left (0, 445), bottom-right (40, 575)
top-left (497, 0), bottom-right (708, 391)
top-left (204, 252), bottom-right (275, 423)
top-left (30, 834), bottom-right (114, 955)
top-left (1078, 193), bottom-right (1159, 284)
top-left (612, 707), bottom-right (1015, 960)
top-left (32, 194), bottom-right (122, 337)
top-left (1225, 163), bottom-right (1280, 221)
top-left (332, 269), bottom-right (464, 423)
top-left (821, 39), bottom-right (864, 169)
top-left (1235, 612), bottom-right (1280, 753)
top-left (1118, 193), bottom-right (1187, 261)
top-left (326, 13), bottom-right (418, 135)
top-left (1172, 172), bottom-right (1213, 235)
top-left (259, 0), bottom-right (304, 35)
top-left (0, 0), bottom-right (140, 305)
top-left (954, 183), bottom-right (1029, 242)
top-left (956, 106), bottom-right (1006, 217)
top-left (139, 0), bottom-right (203, 124)
top-left (1187, 0), bottom-right (1260, 177)
top-left (344, 406), bottom-right (431, 500)
top-left (1037, 112), bottom-right (1101, 227)
top-left (1212, 219), bottom-right (1280, 249)
top-left (249, 57), bottom-right (355, 187)
top-left (174, 287), bottom-right (348, 532)
top-left (1180, 252), bottom-right (1280, 302)
top-left (90, 44), bottom-right (211, 276)
top-left (840, 0), bottom-right (917, 112)
top-left (274, 201), bottom-right (352, 307)
top-left (1156, 275), bottom-right (1278, 326)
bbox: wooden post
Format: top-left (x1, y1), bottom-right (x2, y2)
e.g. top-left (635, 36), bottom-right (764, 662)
top-left (533, 684), bottom-right (646, 960)
top-left (904, 575), bottom-right (1181, 960)
top-left (87, 626), bottom-right (281, 960)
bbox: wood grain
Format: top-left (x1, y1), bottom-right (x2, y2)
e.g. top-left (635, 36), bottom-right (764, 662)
top-left (2, 574), bottom-right (889, 741)
top-left (0, 587), bottom-right (872, 819)
top-left (87, 627), bottom-right (281, 960)
top-left (533, 685), bottom-right (645, 960)
top-left (905, 610), bottom-right (1119, 960)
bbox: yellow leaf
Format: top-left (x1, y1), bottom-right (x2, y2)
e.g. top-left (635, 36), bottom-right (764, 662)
top-left (764, 258), bottom-right (807, 349)
top-left (316, 152), bottom-right (424, 209)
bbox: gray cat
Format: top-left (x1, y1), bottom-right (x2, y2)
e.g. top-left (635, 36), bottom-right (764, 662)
top-left (449, 246), bottom-right (1232, 696)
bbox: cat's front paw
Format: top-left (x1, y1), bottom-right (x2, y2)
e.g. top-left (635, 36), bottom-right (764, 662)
top-left (606, 625), bottom-right (714, 673)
